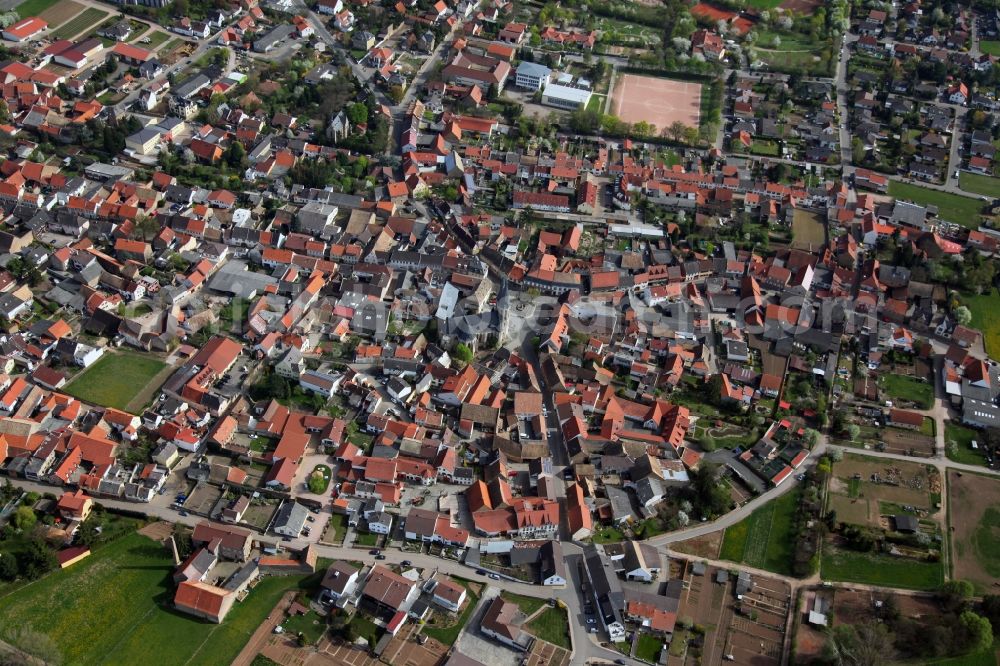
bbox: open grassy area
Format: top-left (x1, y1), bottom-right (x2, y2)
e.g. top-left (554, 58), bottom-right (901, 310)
top-left (946, 422), bottom-right (987, 466)
top-left (14, 0), bottom-right (59, 15)
top-left (880, 373), bottom-right (933, 409)
top-left (635, 633), bottom-right (664, 662)
top-left (981, 41), bottom-right (1000, 57)
top-left (282, 609), bottom-right (326, 645)
top-left (307, 465), bottom-right (331, 494)
top-left (0, 531), bottom-right (313, 665)
top-left (526, 606), bottom-right (570, 649)
top-left (64, 352), bottom-right (167, 411)
top-left (322, 513), bottom-right (348, 544)
top-left (138, 30), bottom-right (170, 48)
top-left (592, 526), bottom-right (624, 543)
top-left (960, 172), bottom-right (1000, 198)
top-left (719, 490), bottom-right (798, 575)
top-left (586, 94), bottom-right (606, 113)
top-left (820, 548), bottom-right (944, 590)
top-left (963, 289), bottom-right (1000, 358)
top-left (53, 7), bottom-right (108, 40)
top-left (888, 180), bottom-right (984, 228)
top-left (750, 140), bottom-right (780, 156)
top-left (502, 592), bottom-right (547, 617)
top-left (422, 580), bottom-right (478, 645)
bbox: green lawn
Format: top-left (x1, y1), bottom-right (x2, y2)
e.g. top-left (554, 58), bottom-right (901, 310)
top-left (586, 94), bottom-right (606, 113)
top-left (14, 0), bottom-right (59, 16)
top-left (323, 514), bottom-right (348, 544)
top-left (526, 606), bottom-right (570, 649)
top-left (635, 633), bottom-right (664, 662)
top-left (282, 610), bottom-right (326, 645)
top-left (502, 592), bottom-right (547, 617)
top-left (592, 526), bottom-right (624, 543)
top-left (719, 490), bottom-right (798, 575)
top-left (945, 422), bottom-right (987, 466)
top-left (0, 531), bottom-right (314, 666)
top-left (346, 614), bottom-right (380, 647)
top-left (880, 374), bottom-right (933, 409)
top-left (920, 417), bottom-right (936, 437)
top-left (981, 41), bottom-right (1000, 57)
top-left (750, 140), bottom-right (780, 156)
top-left (888, 181), bottom-right (984, 228)
top-left (63, 352), bottom-right (167, 411)
top-left (354, 532), bottom-right (379, 546)
top-left (53, 7), bottom-right (109, 40)
top-left (963, 289), bottom-right (1000, 358)
top-left (820, 549), bottom-right (944, 590)
top-left (138, 30), bottom-right (170, 48)
top-left (960, 172), bottom-right (1000, 198)
top-left (422, 580), bottom-right (478, 645)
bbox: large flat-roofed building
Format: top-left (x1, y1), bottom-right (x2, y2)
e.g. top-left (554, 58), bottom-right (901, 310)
top-left (541, 82), bottom-right (592, 110)
top-left (515, 62), bottom-right (551, 91)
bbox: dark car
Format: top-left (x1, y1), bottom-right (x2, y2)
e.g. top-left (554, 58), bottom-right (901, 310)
top-left (369, 549), bottom-right (381, 555)
top-left (375, 554), bottom-right (387, 560)
top-left (615, 660), bottom-right (627, 665)
top-left (476, 569), bottom-right (487, 575)
top-left (401, 560), bottom-right (412, 567)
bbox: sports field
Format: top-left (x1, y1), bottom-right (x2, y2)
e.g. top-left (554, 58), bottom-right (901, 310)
top-left (63, 352), bottom-right (168, 411)
top-left (0, 532), bottom-right (313, 666)
top-left (611, 74), bottom-right (701, 131)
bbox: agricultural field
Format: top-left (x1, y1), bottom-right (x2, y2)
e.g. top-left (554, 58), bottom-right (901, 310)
top-left (963, 289), bottom-right (1000, 357)
top-left (14, 0), bottom-right (60, 16)
top-left (959, 172), bottom-right (1000, 198)
top-left (827, 454), bottom-right (941, 528)
top-left (63, 352), bottom-right (168, 411)
top-left (820, 549), bottom-right (944, 589)
top-left (53, 7), bottom-right (109, 40)
top-left (0, 531), bottom-right (314, 665)
top-left (888, 181), bottom-right (984, 228)
top-left (948, 470), bottom-right (1000, 593)
top-left (718, 489), bottom-right (798, 575)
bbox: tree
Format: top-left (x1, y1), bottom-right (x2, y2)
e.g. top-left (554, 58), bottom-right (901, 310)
top-left (0, 553), bottom-right (16, 581)
top-left (19, 539), bottom-right (56, 580)
top-left (822, 623), bottom-right (896, 666)
top-left (452, 343), bottom-right (473, 364)
top-left (981, 595), bottom-right (1000, 633)
top-left (802, 428), bottom-right (820, 446)
top-left (954, 306), bottom-right (972, 326)
top-left (13, 505), bottom-right (36, 531)
top-left (959, 611), bottom-right (994, 655)
top-left (846, 424), bottom-right (861, 441)
top-left (346, 102), bottom-right (368, 125)
top-left (938, 580), bottom-right (974, 613)
top-left (223, 141), bottom-right (246, 169)
top-left (667, 120), bottom-right (687, 142)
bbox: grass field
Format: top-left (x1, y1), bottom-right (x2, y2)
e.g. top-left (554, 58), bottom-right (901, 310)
top-left (0, 531), bottom-right (313, 666)
top-left (963, 289), bottom-right (1000, 357)
top-left (586, 94), bottom-right (606, 113)
top-left (502, 592), bottom-right (547, 617)
top-left (141, 31), bottom-right (171, 48)
top-left (53, 7), bottom-right (109, 40)
top-left (945, 422), bottom-right (987, 466)
top-left (820, 548), bottom-right (944, 589)
top-left (880, 373), bottom-right (933, 409)
top-left (951, 471), bottom-right (1000, 594)
top-left (960, 172), bottom-right (1000, 198)
top-left (791, 209), bottom-right (825, 250)
top-left (635, 633), bottom-right (664, 662)
top-left (719, 490), bottom-right (798, 575)
top-left (526, 606), bottom-right (570, 649)
top-left (981, 41), bottom-right (1000, 57)
top-left (64, 352), bottom-right (167, 411)
top-left (14, 0), bottom-right (59, 16)
top-left (888, 180), bottom-right (984, 228)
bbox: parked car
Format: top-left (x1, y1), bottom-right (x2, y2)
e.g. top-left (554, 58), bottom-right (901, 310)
top-left (488, 574), bottom-right (501, 580)
top-left (375, 554), bottom-right (386, 560)
top-left (369, 549), bottom-right (381, 555)
top-left (401, 560), bottom-right (412, 567)
top-left (476, 569), bottom-right (487, 575)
